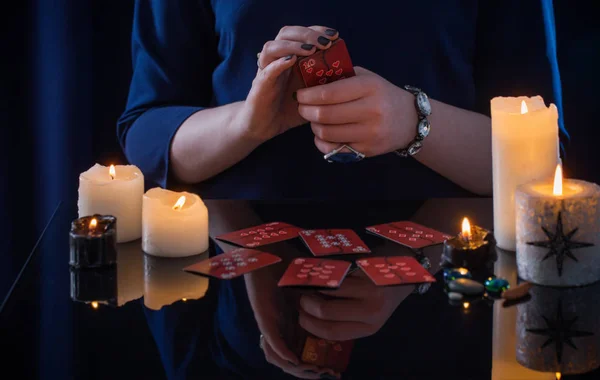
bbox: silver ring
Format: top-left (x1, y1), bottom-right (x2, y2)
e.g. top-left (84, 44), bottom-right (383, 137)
top-left (323, 144), bottom-right (366, 163)
top-left (323, 144), bottom-right (347, 161)
top-left (256, 52), bottom-right (263, 70)
top-left (259, 334), bottom-right (264, 350)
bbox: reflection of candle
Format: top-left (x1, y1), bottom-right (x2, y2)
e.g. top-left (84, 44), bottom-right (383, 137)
top-left (78, 164), bottom-right (144, 243)
top-left (143, 253), bottom-right (209, 310)
top-left (491, 96), bottom-right (559, 251)
top-left (441, 217), bottom-right (494, 270)
top-left (69, 214), bottom-right (117, 268)
top-left (142, 188), bottom-right (209, 257)
top-left (516, 165), bottom-right (600, 286)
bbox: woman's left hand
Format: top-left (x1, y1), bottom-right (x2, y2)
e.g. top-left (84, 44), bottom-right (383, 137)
top-left (296, 67), bottom-right (417, 158)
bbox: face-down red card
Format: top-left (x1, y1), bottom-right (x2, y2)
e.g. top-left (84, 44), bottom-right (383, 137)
top-left (278, 258), bottom-right (351, 289)
top-left (296, 38), bottom-right (355, 88)
top-left (299, 229), bottom-right (370, 257)
top-left (215, 222), bottom-right (303, 248)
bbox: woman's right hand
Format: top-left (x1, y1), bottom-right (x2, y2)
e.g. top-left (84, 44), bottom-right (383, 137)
top-left (235, 25), bottom-right (339, 142)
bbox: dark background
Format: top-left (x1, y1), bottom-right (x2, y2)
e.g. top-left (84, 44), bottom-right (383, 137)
top-left (2, 0), bottom-right (599, 309)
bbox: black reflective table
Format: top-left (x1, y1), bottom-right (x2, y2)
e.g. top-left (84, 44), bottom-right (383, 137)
top-left (2, 198), bottom-right (599, 380)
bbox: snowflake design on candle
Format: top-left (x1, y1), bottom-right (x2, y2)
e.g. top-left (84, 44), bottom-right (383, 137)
top-left (526, 212), bottom-right (594, 276)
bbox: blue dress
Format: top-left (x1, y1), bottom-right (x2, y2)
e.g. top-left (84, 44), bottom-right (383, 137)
top-left (118, 0), bottom-right (557, 200)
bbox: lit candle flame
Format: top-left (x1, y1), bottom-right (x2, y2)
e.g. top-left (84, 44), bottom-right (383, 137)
top-left (182, 298), bottom-right (187, 302)
top-left (553, 164), bottom-right (563, 196)
top-left (555, 373), bottom-right (561, 380)
top-left (91, 301), bottom-right (99, 309)
top-left (462, 217), bottom-right (472, 241)
top-left (172, 195), bottom-right (186, 211)
top-left (109, 164), bottom-right (116, 180)
top-left (89, 218), bottom-right (97, 230)
top-left (521, 100), bottom-right (528, 114)
top-left (463, 302), bottom-right (470, 309)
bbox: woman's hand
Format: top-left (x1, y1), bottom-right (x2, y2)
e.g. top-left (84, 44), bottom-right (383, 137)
top-left (298, 270), bottom-right (412, 341)
top-left (296, 66), bottom-right (417, 157)
top-left (235, 26), bottom-right (339, 142)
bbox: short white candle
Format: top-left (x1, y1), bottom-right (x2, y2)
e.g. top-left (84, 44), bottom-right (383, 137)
top-left (142, 187), bottom-right (209, 257)
top-left (491, 96), bottom-right (559, 251)
top-left (78, 164), bottom-right (144, 243)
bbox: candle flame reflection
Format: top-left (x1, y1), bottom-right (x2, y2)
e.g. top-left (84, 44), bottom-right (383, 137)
top-left (109, 164), bottom-right (116, 180)
top-left (461, 217), bottom-right (472, 241)
top-left (520, 100), bottom-right (528, 114)
top-left (173, 196), bottom-right (186, 211)
top-left (555, 373), bottom-right (561, 380)
top-left (553, 164), bottom-right (563, 196)
top-left (89, 218), bottom-right (97, 230)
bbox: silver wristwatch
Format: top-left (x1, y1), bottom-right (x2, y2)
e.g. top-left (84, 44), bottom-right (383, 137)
top-left (395, 85), bottom-right (432, 157)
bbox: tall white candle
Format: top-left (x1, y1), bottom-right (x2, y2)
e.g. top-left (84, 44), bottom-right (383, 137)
top-left (142, 187), bottom-right (209, 257)
top-left (491, 96), bottom-right (559, 251)
top-left (78, 164), bottom-right (144, 243)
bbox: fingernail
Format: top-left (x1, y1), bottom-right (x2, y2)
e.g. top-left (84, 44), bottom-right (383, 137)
top-left (325, 29), bottom-right (337, 36)
top-left (292, 92), bottom-right (297, 101)
top-left (285, 55), bottom-right (294, 61)
top-left (301, 43), bottom-right (315, 51)
top-left (317, 36), bottom-right (331, 46)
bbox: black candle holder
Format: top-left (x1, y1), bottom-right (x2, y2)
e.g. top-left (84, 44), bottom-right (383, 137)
top-left (69, 214), bottom-right (117, 268)
top-left (441, 226), bottom-right (495, 270)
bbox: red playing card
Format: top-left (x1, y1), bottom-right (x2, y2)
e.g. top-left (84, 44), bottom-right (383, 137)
top-left (296, 38), bottom-right (356, 88)
top-left (215, 222), bottom-right (303, 248)
top-left (301, 335), bottom-right (354, 373)
top-left (278, 258), bottom-right (351, 288)
top-left (299, 229), bottom-right (370, 257)
top-left (366, 221), bottom-right (452, 249)
top-left (183, 248), bottom-right (281, 279)
top-left (356, 256), bottom-right (436, 286)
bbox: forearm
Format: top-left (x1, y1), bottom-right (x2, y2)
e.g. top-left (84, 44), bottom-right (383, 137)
top-left (170, 101), bottom-right (263, 184)
top-left (414, 99), bottom-right (492, 195)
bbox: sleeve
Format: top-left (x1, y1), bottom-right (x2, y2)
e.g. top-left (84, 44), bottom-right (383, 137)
top-left (472, 1), bottom-right (557, 117)
top-left (117, 0), bottom-right (219, 188)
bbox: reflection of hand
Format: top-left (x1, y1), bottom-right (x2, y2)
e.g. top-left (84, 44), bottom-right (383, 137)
top-left (298, 270), bottom-right (412, 341)
top-left (246, 271), bottom-right (335, 379)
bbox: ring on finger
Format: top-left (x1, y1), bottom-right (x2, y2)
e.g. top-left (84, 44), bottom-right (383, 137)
top-left (324, 144), bottom-right (366, 163)
top-left (256, 52), bottom-right (263, 69)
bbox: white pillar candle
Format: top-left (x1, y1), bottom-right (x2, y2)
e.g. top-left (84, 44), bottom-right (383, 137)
top-left (143, 253), bottom-right (209, 310)
top-left (516, 165), bottom-right (600, 286)
top-left (142, 187), bottom-right (209, 257)
top-left (491, 96), bottom-right (559, 251)
top-left (78, 164), bottom-right (144, 243)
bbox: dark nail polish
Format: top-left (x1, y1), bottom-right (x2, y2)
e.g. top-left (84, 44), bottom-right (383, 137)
top-left (317, 36), bottom-right (331, 46)
top-left (320, 374), bottom-right (336, 379)
top-left (292, 92), bottom-right (297, 101)
top-left (287, 361), bottom-right (297, 366)
top-left (301, 43), bottom-right (315, 51)
top-left (325, 29), bottom-right (337, 36)
top-left (285, 55), bottom-right (294, 61)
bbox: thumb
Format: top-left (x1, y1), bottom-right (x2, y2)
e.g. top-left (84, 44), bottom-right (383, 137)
top-left (353, 66), bottom-right (373, 76)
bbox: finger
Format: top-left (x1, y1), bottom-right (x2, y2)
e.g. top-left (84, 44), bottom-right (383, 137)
top-left (298, 308), bottom-right (375, 341)
top-left (259, 40), bottom-right (316, 68)
top-left (317, 275), bottom-right (375, 299)
top-left (298, 97), bottom-right (375, 124)
top-left (262, 330), bottom-right (300, 365)
top-left (255, 55), bottom-right (297, 86)
top-left (314, 136), bottom-right (370, 157)
top-left (276, 25), bottom-right (336, 49)
top-left (299, 294), bottom-right (369, 323)
top-left (263, 339), bottom-right (322, 379)
top-left (296, 72), bottom-right (375, 105)
top-left (308, 25), bottom-right (339, 40)
top-left (311, 122), bottom-right (371, 144)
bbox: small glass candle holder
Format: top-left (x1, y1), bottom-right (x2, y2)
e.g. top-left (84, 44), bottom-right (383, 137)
top-left (441, 218), bottom-right (495, 270)
top-left (69, 214), bottom-right (117, 268)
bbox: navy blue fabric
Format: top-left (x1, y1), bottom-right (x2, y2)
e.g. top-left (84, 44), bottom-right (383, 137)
top-left (118, 0), bottom-right (557, 199)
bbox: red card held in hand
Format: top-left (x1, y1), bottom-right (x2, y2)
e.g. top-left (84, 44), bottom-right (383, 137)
top-left (296, 38), bottom-right (355, 88)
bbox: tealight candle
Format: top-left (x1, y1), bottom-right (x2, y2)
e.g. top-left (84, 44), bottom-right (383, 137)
top-left (441, 217), bottom-right (494, 269)
top-left (142, 188), bottom-right (209, 257)
top-left (69, 214), bottom-right (117, 268)
top-left (516, 165), bottom-right (600, 286)
top-left (78, 164), bottom-right (144, 243)
top-left (491, 96), bottom-right (559, 251)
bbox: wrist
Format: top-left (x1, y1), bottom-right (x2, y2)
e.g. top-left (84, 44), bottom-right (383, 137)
top-left (394, 85), bottom-right (432, 157)
top-left (231, 101), bottom-right (274, 145)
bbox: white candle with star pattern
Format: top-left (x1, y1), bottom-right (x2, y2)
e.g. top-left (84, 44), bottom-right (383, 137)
top-left (516, 165), bottom-right (600, 286)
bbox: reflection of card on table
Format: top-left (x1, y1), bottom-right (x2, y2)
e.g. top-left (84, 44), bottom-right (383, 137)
top-left (299, 229), bottom-right (370, 257)
top-left (183, 248), bottom-right (281, 279)
top-left (366, 221), bottom-right (452, 249)
top-left (215, 222), bottom-right (303, 248)
top-left (278, 258), bottom-right (351, 288)
top-left (356, 256), bottom-right (436, 286)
